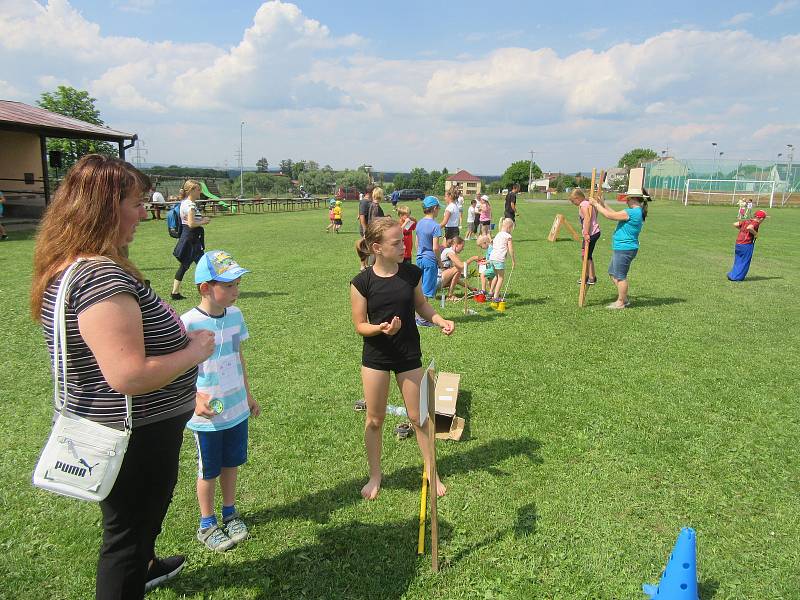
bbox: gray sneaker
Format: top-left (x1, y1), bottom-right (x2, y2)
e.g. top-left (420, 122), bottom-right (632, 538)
top-left (197, 524), bottom-right (236, 552)
top-left (223, 512), bottom-right (250, 543)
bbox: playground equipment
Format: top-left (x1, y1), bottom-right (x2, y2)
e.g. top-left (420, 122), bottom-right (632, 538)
top-left (199, 181), bottom-right (236, 212)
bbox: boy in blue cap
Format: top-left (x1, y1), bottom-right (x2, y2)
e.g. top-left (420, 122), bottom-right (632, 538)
top-left (415, 196), bottom-right (442, 326)
top-left (181, 250), bottom-right (261, 552)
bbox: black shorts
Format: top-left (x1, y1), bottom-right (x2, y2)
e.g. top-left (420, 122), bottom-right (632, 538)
top-left (334, 219), bottom-right (342, 225)
top-left (504, 212), bottom-right (516, 221)
top-left (582, 231), bottom-right (601, 260)
top-left (479, 220), bottom-right (490, 228)
top-left (445, 226), bottom-right (460, 240)
top-left (362, 357), bottom-right (422, 374)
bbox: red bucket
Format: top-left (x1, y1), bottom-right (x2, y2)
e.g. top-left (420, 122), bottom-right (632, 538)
top-left (475, 293), bottom-right (486, 303)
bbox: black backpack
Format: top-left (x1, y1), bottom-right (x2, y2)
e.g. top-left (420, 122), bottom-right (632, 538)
top-left (167, 204), bottom-right (183, 238)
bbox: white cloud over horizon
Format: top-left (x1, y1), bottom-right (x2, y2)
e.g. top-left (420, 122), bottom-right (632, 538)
top-left (0, 0), bottom-right (798, 172)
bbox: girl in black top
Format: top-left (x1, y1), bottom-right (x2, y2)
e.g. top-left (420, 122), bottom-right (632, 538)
top-left (350, 217), bottom-right (454, 500)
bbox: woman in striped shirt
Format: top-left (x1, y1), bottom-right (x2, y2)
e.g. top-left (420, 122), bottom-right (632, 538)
top-left (30, 155), bottom-right (215, 599)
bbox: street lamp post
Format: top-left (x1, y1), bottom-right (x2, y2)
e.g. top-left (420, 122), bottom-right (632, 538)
top-left (239, 121), bottom-right (245, 198)
top-left (708, 142), bottom-right (718, 204)
top-left (528, 150), bottom-right (535, 193)
top-left (783, 144), bottom-right (794, 206)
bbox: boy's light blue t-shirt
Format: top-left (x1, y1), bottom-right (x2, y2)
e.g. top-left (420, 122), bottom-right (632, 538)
top-left (181, 306), bottom-right (250, 432)
top-left (612, 207), bottom-right (644, 250)
top-left (416, 217), bottom-right (441, 262)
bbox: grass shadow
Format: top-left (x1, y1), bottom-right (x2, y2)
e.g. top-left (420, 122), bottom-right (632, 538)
top-left (589, 296), bottom-right (687, 309)
top-left (450, 310), bottom-right (504, 323)
top-left (167, 518), bottom-right (447, 599)
top-left (738, 276), bottom-right (783, 282)
top-left (504, 297), bottom-right (548, 308)
top-left (699, 579), bottom-right (720, 599)
top-left (250, 437), bottom-right (542, 526)
top-left (629, 296), bottom-right (687, 308)
top-left (455, 389), bottom-right (472, 441)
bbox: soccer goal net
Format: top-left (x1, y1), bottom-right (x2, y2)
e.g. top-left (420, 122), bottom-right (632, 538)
top-left (683, 179), bottom-right (777, 207)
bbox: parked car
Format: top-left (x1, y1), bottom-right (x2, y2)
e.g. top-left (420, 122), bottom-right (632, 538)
top-left (336, 186), bottom-right (360, 200)
top-left (396, 188), bottom-right (425, 200)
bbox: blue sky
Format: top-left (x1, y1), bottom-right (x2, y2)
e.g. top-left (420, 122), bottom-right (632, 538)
top-left (1, 0), bottom-right (799, 174)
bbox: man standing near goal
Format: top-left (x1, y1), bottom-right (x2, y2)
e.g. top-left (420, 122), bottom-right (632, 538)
top-left (727, 209), bottom-right (767, 281)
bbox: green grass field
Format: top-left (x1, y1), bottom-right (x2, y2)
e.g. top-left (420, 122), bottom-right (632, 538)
top-left (1, 200), bottom-right (798, 599)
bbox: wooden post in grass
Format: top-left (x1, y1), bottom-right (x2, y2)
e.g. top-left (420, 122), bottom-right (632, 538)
top-left (417, 361), bottom-right (439, 571)
top-left (578, 168), bottom-right (597, 307)
top-left (426, 366), bottom-right (439, 572)
top-left (463, 262), bottom-right (468, 315)
top-left (417, 469), bottom-right (427, 555)
top-left (547, 214), bottom-right (581, 242)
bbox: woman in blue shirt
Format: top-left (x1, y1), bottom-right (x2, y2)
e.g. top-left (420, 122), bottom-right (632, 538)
top-left (590, 191), bottom-right (649, 309)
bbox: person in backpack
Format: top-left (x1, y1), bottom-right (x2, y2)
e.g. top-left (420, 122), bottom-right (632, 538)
top-left (171, 180), bottom-right (210, 300)
top-left (167, 203), bottom-right (183, 238)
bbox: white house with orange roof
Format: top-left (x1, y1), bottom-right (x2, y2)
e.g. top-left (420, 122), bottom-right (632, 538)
top-left (445, 169), bottom-right (481, 196)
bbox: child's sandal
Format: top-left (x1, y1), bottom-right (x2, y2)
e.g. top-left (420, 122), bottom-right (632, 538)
top-left (394, 422), bottom-right (414, 439)
top-left (354, 399), bottom-right (366, 412)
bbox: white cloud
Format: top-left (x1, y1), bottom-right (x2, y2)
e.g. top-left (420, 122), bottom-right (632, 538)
top-left (753, 122), bottom-right (800, 139)
top-left (769, 0), bottom-right (798, 15)
top-left (0, 79), bottom-right (23, 98)
top-left (0, 0), bottom-right (798, 171)
top-left (724, 12), bottom-right (754, 26)
top-left (36, 75), bottom-right (70, 89)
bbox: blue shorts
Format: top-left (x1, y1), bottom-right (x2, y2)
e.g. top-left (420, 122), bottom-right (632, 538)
top-left (608, 249), bottom-right (638, 281)
top-left (491, 260), bottom-right (506, 271)
top-left (193, 419), bottom-right (248, 480)
top-left (418, 257), bottom-right (439, 298)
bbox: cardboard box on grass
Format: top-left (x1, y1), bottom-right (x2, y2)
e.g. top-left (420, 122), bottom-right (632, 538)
top-left (434, 372), bottom-right (464, 441)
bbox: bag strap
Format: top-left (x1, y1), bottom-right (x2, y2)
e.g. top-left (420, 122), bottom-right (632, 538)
top-left (53, 258), bottom-right (134, 433)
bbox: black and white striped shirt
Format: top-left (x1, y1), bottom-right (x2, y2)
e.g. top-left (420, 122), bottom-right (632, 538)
top-left (41, 260), bottom-right (197, 429)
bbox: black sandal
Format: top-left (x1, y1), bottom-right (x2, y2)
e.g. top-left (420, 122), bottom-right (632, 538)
top-left (394, 422), bottom-right (414, 439)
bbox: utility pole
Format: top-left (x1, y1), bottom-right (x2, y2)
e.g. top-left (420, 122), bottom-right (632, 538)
top-left (708, 142), bottom-right (717, 204)
top-left (528, 150), bottom-right (535, 192)
top-left (239, 121), bottom-right (245, 198)
top-left (783, 144), bottom-right (794, 206)
top-left (133, 139), bottom-right (148, 168)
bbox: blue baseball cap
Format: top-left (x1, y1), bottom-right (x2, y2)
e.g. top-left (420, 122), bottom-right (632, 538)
top-left (422, 196), bottom-right (440, 209)
top-left (195, 250), bottom-right (250, 284)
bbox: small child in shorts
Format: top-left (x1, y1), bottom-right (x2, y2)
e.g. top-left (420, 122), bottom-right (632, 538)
top-left (397, 205), bottom-right (417, 263)
top-left (488, 218), bottom-right (516, 301)
top-left (476, 234), bottom-right (495, 296)
top-left (182, 250), bottom-right (261, 552)
top-left (326, 199), bottom-right (336, 233)
top-left (333, 200), bottom-right (343, 233)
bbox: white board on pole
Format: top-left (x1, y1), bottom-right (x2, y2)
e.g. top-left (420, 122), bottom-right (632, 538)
top-left (419, 360), bottom-right (435, 425)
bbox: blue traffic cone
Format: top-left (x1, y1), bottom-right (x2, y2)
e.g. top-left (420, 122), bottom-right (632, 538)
top-left (643, 527), bottom-right (699, 599)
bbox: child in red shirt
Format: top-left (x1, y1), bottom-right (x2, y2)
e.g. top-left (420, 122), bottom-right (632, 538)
top-left (727, 209), bottom-right (767, 281)
top-left (397, 205), bottom-right (417, 263)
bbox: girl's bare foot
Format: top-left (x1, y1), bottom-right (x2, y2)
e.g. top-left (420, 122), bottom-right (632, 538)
top-left (435, 476), bottom-right (447, 497)
top-left (361, 476), bottom-right (382, 500)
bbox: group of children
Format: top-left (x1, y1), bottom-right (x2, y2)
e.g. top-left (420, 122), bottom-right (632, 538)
top-left (326, 199), bottom-right (344, 233)
top-left (737, 198), bottom-right (754, 220)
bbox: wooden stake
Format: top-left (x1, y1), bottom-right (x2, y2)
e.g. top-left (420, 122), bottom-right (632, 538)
top-left (578, 168), bottom-right (597, 307)
top-left (417, 469), bottom-right (427, 555)
top-left (426, 368), bottom-right (439, 572)
top-left (462, 262), bottom-right (468, 315)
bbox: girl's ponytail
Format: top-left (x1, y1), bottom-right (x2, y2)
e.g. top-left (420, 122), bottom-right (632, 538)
top-left (355, 238), bottom-right (370, 262)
